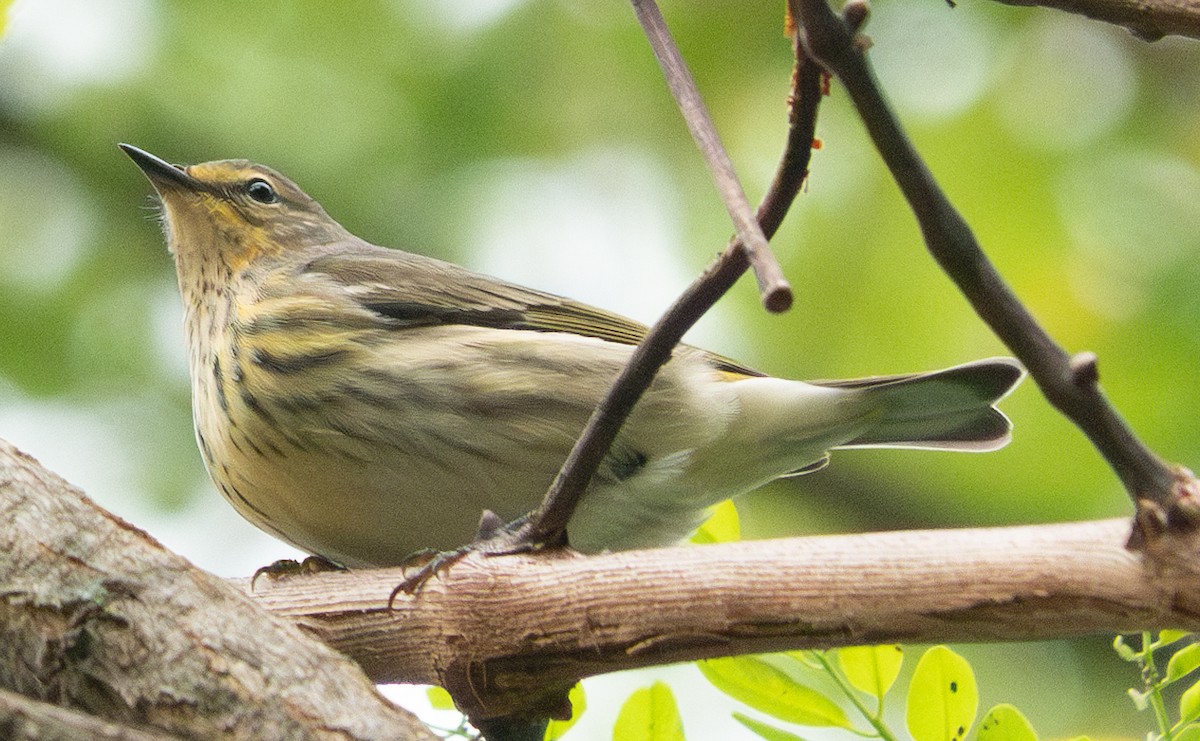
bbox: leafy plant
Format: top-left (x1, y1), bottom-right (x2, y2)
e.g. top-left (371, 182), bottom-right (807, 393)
top-left (695, 645), bottom-right (1039, 741)
top-left (1116, 631), bottom-right (1200, 739)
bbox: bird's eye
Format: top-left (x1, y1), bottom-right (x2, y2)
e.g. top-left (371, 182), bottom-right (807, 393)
top-left (246, 178), bottom-right (278, 204)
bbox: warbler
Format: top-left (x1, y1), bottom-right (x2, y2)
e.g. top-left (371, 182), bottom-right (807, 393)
top-left (120, 143), bottom-right (1023, 567)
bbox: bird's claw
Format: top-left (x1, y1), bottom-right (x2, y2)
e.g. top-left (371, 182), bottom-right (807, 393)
top-left (250, 554), bottom-right (345, 591)
top-left (387, 512), bottom-right (564, 605)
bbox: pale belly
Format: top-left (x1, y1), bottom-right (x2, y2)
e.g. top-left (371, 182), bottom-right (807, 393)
top-left (192, 325), bottom-right (764, 565)
top-left (202, 416), bottom-right (569, 567)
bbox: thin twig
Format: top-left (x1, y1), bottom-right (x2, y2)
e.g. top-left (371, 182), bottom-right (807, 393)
top-left (793, 0), bottom-right (1190, 520)
top-left (632, 0), bottom-right (793, 313)
top-left (985, 0), bottom-right (1200, 42)
top-left (521, 11), bottom-right (826, 546)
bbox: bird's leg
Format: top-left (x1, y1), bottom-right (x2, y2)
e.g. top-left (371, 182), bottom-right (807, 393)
top-left (250, 554), bottom-right (346, 591)
top-left (388, 510), bottom-right (568, 602)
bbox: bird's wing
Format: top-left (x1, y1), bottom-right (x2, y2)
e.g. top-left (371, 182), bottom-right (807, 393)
top-left (303, 244), bottom-right (762, 376)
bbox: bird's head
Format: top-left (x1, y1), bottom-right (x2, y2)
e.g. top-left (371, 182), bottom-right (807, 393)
top-left (120, 144), bottom-right (348, 273)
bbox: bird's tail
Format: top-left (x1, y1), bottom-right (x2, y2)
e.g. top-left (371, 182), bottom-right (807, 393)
top-left (821, 357), bottom-right (1025, 452)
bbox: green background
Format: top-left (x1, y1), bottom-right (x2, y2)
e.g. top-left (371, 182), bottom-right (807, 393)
top-left (1, 0), bottom-right (1198, 736)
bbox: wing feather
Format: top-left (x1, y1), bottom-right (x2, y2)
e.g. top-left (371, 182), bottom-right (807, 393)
top-left (302, 241), bottom-right (762, 376)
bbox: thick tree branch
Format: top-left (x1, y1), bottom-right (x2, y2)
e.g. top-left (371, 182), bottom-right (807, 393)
top-left (0, 439), bottom-right (436, 741)
top-left (252, 517), bottom-right (1200, 723)
top-left (985, 0), bottom-right (1200, 41)
top-left (7, 437), bottom-right (1200, 732)
top-left (0, 688), bottom-right (179, 741)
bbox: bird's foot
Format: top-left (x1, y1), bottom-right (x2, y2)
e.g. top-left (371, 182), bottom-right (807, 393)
top-left (388, 510), bottom-right (566, 604)
top-left (250, 554), bottom-right (345, 591)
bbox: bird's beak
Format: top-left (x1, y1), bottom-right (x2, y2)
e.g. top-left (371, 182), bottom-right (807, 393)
top-left (119, 143), bottom-right (202, 193)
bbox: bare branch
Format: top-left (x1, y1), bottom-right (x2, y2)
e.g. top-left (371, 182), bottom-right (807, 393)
top-left (252, 518), bottom-right (1200, 722)
top-left (631, 0), bottom-right (792, 312)
top-left (792, 0), bottom-right (1195, 527)
top-left (986, 0), bottom-right (1200, 41)
top-left (522, 7), bottom-right (825, 546)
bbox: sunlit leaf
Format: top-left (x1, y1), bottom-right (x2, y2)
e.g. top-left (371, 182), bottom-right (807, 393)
top-left (1177, 725), bottom-right (1200, 741)
top-left (690, 499), bottom-right (740, 544)
top-left (905, 646), bottom-right (979, 741)
top-left (1181, 679), bottom-right (1200, 723)
top-left (1161, 630), bottom-right (1193, 646)
top-left (732, 712), bottom-right (813, 741)
top-left (0, 0), bottom-right (12, 38)
top-left (785, 651), bottom-right (824, 671)
top-left (977, 704), bottom-right (1037, 741)
top-left (1112, 635), bottom-right (1137, 662)
top-left (837, 645), bottom-right (903, 699)
top-left (612, 682), bottom-right (684, 741)
top-left (1168, 643), bottom-right (1200, 683)
top-left (699, 656), bottom-right (851, 728)
top-left (426, 685), bottom-right (456, 711)
top-left (545, 684), bottom-right (587, 740)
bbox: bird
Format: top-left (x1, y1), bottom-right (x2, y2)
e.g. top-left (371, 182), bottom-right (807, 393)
top-left (120, 143), bottom-right (1023, 568)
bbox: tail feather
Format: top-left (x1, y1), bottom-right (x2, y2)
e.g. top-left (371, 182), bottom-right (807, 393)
top-left (825, 357), bottom-right (1024, 452)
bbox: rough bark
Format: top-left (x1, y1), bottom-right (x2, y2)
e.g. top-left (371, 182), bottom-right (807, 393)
top-left (249, 517), bottom-right (1200, 722)
top-left (984, 0), bottom-right (1200, 40)
top-left (0, 439), bottom-right (436, 741)
top-left (6, 430), bottom-right (1200, 729)
top-left (0, 688), bottom-right (180, 741)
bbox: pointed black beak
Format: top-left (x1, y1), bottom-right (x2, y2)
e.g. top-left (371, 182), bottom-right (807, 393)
top-left (119, 143), bottom-right (202, 192)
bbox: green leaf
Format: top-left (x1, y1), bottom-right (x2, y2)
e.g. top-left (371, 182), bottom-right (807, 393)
top-left (426, 685), bottom-right (456, 711)
top-left (786, 651), bottom-right (824, 671)
top-left (1169, 643), bottom-right (1200, 683)
top-left (732, 712), bottom-right (813, 741)
top-left (1112, 635), bottom-right (1137, 662)
top-left (545, 684), bottom-right (587, 740)
top-left (612, 682), bottom-right (685, 741)
top-left (905, 646), bottom-right (979, 741)
top-left (1182, 679), bottom-right (1200, 723)
top-left (699, 656), bottom-right (851, 728)
top-left (691, 500), bottom-right (740, 544)
top-left (1176, 725), bottom-right (1200, 741)
top-left (0, 0), bottom-right (12, 38)
top-left (977, 704), bottom-right (1038, 741)
top-left (1161, 631), bottom-right (1193, 646)
top-left (837, 645), bottom-right (903, 699)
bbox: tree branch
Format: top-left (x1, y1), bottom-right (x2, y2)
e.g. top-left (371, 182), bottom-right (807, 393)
top-left (0, 688), bottom-right (180, 741)
top-left (792, 0), bottom-right (1199, 535)
top-left (0, 439), bottom-right (437, 741)
top-left (252, 517), bottom-right (1200, 722)
top-left (7, 435), bottom-right (1200, 734)
top-left (985, 0), bottom-right (1200, 41)
top-left (520, 1), bottom-right (826, 548)
top-left (631, 0), bottom-right (792, 312)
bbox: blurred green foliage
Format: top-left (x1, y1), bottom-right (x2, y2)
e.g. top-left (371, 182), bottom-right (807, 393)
top-left (1, 0), bottom-right (1198, 737)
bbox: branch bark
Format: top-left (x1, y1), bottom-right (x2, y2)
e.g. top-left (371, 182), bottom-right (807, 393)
top-left (984, 0), bottom-right (1200, 41)
top-left (251, 516), bottom-right (1200, 723)
top-left (6, 434), bottom-right (1200, 733)
top-left (0, 688), bottom-right (179, 741)
top-left (0, 439), bottom-right (436, 741)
